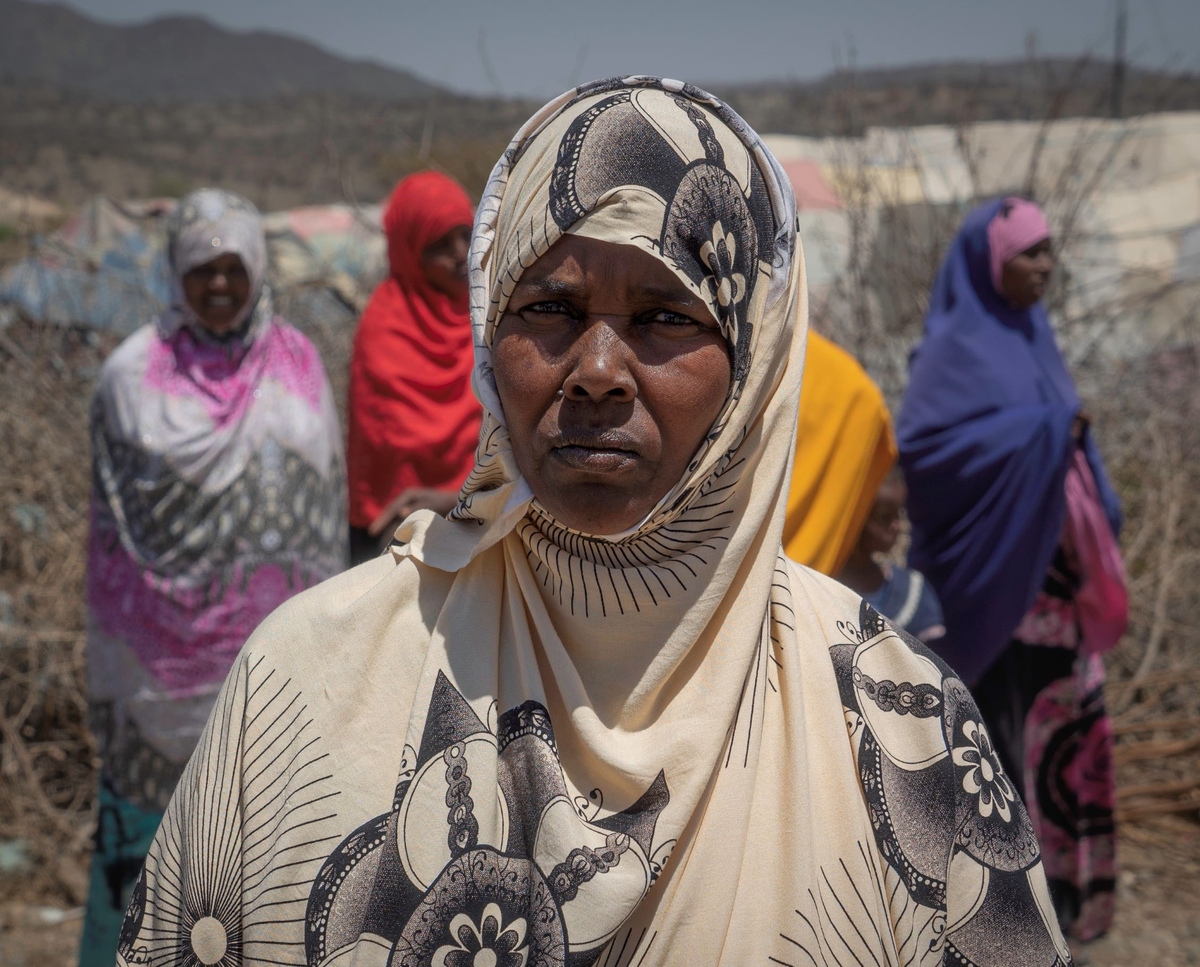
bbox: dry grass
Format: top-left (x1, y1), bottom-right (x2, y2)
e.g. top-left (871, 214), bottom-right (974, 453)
top-left (0, 321), bottom-right (118, 906)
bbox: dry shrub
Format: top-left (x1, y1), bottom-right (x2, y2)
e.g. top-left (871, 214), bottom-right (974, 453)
top-left (375, 131), bottom-right (516, 202)
top-left (1098, 347), bottom-right (1200, 826)
top-left (0, 320), bottom-right (120, 904)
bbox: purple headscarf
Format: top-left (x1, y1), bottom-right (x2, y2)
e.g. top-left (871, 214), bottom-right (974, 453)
top-left (896, 198), bottom-right (1121, 685)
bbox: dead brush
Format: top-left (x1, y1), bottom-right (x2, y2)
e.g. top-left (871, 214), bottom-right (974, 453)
top-left (0, 320), bottom-right (118, 905)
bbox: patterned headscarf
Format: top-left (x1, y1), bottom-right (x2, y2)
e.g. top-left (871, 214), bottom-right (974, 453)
top-left (398, 76), bottom-right (799, 569)
top-left (160, 188), bottom-right (271, 341)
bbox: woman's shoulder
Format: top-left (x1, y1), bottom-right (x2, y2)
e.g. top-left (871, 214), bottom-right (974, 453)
top-left (241, 553), bottom-right (454, 673)
top-left (783, 556), bottom-right (957, 688)
top-left (783, 557), bottom-right (862, 618)
top-left (266, 316), bottom-right (324, 363)
top-left (259, 317), bottom-right (337, 404)
top-left (93, 324), bottom-right (162, 415)
top-left (786, 561), bottom-right (1070, 963)
top-left (98, 324), bottom-right (159, 384)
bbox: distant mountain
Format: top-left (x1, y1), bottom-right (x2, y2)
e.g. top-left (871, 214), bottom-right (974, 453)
top-left (4, 1), bottom-right (1200, 212)
top-left (0, 0), bottom-right (445, 102)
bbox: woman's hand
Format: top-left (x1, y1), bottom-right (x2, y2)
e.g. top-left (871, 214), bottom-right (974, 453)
top-left (1071, 409), bottom-right (1092, 442)
top-left (367, 488), bottom-right (460, 537)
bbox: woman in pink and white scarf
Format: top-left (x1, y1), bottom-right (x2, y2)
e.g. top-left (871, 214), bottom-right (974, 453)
top-left (81, 188), bottom-right (347, 964)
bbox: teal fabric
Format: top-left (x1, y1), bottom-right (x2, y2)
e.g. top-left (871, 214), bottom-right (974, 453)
top-left (78, 784), bottom-right (162, 967)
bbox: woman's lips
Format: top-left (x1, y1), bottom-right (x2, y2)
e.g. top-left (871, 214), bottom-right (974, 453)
top-left (550, 444), bottom-right (639, 472)
top-left (548, 430), bottom-right (642, 472)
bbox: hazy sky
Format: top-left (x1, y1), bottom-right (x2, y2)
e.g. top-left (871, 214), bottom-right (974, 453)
top-left (40, 0), bottom-right (1200, 98)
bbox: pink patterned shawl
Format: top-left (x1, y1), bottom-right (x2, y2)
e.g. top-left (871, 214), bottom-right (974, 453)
top-left (86, 189), bottom-right (347, 809)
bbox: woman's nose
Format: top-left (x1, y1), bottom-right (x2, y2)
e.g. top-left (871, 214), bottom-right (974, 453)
top-left (562, 322), bottom-right (636, 403)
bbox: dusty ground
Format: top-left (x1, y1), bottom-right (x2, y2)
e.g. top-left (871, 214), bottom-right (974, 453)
top-left (0, 905), bottom-right (83, 967)
top-left (1082, 818), bottom-right (1200, 966)
top-left (2, 813), bottom-right (1198, 966)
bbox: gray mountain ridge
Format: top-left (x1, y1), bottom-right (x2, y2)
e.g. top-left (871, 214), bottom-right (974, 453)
top-left (6, 0), bottom-right (1200, 115)
top-left (0, 0), bottom-right (445, 102)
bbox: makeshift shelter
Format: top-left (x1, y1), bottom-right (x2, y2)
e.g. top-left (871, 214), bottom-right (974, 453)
top-left (5, 112), bottom-right (1199, 363)
top-left (0, 196), bottom-right (386, 335)
top-left (765, 111), bottom-right (1200, 365)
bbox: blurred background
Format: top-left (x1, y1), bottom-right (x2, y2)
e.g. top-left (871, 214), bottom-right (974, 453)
top-left (1, 1), bottom-right (1199, 963)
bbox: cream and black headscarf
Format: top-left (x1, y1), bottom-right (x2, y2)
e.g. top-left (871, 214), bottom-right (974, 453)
top-left (119, 79), bottom-right (1071, 967)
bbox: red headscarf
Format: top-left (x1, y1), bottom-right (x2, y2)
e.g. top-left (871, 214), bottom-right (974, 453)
top-left (347, 171), bottom-right (481, 527)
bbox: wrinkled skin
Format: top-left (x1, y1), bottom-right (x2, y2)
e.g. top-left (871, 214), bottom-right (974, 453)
top-left (182, 253), bottom-right (251, 335)
top-left (492, 234), bottom-right (731, 536)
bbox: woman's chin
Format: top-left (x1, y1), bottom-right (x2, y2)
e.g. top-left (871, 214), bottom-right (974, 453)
top-left (536, 487), bottom-right (655, 536)
top-left (197, 315), bottom-right (241, 335)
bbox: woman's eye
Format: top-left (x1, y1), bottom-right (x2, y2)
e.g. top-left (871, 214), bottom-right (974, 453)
top-left (645, 309), bottom-right (704, 329)
top-left (520, 301), bottom-right (574, 321)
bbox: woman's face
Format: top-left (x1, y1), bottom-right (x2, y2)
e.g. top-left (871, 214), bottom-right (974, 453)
top-left (859, 476), bottom-right (905, 557)
top-left (1000, 237), bottom-right (1054, 309)
top-left (421, 224), bottom-right (472, 299)
top-left (493, 234), bottom-right (731, 535)
top-left (182, 253), bottom-right (251, 334)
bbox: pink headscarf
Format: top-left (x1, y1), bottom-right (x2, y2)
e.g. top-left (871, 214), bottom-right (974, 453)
top-left (987, 197), bottom-right (1050, 296)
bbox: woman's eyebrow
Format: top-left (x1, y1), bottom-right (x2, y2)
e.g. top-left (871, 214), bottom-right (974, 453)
top-left (514, 275), bottom-right (710, 319)
top-left (515, 276), bottom-right (585, 299)
top-left (635, 284), bottom-right (705, 308)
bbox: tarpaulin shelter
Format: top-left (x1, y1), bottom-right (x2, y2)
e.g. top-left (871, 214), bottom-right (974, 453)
top-left (764, 111), bottom-right (1200, 365)
top-left (0, 196), bottom-right (387, 335)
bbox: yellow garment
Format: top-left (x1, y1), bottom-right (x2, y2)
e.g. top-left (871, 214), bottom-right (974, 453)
top-left (783, 330), bottom-right (897, 574)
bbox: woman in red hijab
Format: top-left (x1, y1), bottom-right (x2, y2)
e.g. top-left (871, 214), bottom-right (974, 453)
top-left (348, 171), bottom-right (481, 563)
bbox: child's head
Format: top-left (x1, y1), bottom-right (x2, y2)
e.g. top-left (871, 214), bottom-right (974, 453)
top-left (858, 466), bottom-right (905, 557)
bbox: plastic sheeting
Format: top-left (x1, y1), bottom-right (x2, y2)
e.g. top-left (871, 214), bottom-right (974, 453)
top-left (0, 196), bottom-right (386, 334)
top-left (765, 112), bottom-right (1200, 363)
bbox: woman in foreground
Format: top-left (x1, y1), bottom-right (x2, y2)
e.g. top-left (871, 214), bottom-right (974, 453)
top-left (83, 189), bottom-right (347, 963)
top-left (118, 82), bottom-right (1070, 967)
top-left (898, 198), bottom-right (1127, 941)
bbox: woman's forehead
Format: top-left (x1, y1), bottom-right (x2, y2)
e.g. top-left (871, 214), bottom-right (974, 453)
top-left (184, 252), bottom-right (247, 274)
top-left (513, 235), bottom-right (718, 322)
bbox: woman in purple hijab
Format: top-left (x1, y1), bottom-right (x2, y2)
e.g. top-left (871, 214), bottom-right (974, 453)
top-left (897, 197), bottom-right (1128, 942)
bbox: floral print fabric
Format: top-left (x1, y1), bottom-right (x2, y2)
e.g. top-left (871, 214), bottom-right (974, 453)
top-left (975, 570), bottom-right (1117, 941)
